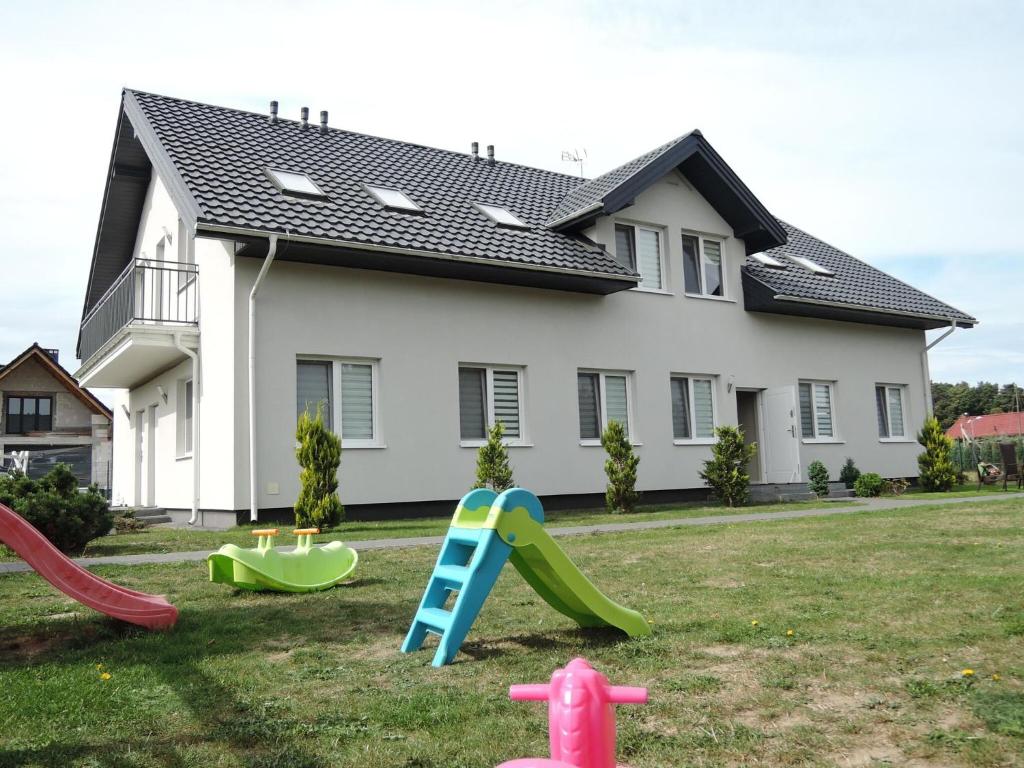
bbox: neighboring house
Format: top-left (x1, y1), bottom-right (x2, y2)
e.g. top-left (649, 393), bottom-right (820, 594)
top-left (75, 90), bottom-right (975, 526)
top-left (946, 413), bottom-right (1024, 442)
top-left (1, 344), bottom-right (112, 488)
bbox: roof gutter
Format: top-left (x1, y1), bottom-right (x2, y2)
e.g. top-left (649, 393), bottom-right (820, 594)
top-left (922, 319), bottom-right (958, 416)
top-left (248, 234), bottom-right (280, 523)
top-left (173, 332), bottom-right (201, 526)
top-left (772, 294), bottom-right (976, 328)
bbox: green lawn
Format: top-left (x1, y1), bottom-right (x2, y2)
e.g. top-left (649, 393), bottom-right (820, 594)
top-left (1, 499), bottom-right (1022, 767)
top-left (898, 482), bottom-right (1023, 500)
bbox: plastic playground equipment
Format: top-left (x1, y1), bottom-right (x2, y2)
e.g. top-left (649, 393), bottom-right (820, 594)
top-left (208, 528), bottom-right (358, 592)
top-left (497, 657), bottom-right (648, 768)
top-left (0, 502), bottom-right (178, 630)
top-left (402, 488), bottom-right (651, 667)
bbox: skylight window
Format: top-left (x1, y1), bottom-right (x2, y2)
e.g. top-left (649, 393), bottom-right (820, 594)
top-left (365, 185), bottom-right (422, 212)
top-left (266, 168), bottom-right (324, 197)
top-left (750, 252), bottom-right (786, 268)
top-left (787, 254), bottom-right (835, 276)
top-left (476, 203), bottom-right (528, 229)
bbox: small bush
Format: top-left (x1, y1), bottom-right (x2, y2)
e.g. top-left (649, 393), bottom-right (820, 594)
top-left (807, 460), bottom-right (830, 497)
top-left (0, 465), bottom-right (113, 555)
top-left (601, 420), bottom-right (640, 513)
top-left (294, 404), bottom-right (344, 529)
top-left (114, 510), bottom-right (147, 533)
top-left (839, 457), bottom-right (861, 489)
top-left (473, 421), bottom-right (514, 492)
top-left (854, 472), bottom-right (885, 497)
top-left (700, 426), bottom-right (756, 507)
top-left (883, 477), bottom-right (910, 496)
top-left (917, 416), bottom-right (958, 492)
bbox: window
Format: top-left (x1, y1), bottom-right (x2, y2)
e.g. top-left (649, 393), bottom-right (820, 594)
top-left (296, 358), bottom-right (379, 446)
top-left (577, 371), bottom-right (631, 442)
top-left (876, 384), bottom-right (907, 439)
top-left (615, 223), bottom-right (663, 290)
top-left (670, 376), bottom-right (716, 441)
top-left (681, 233), bottom-right (725, 297)
top-left (4, 396), bottom-right (52, 434)
top-left (458, 366), bottom-right (524, 444)
top-left (266, 168), bottom-right (325, 197)
top-left (177, 378), bottom-right (194, 457)
top-left (365, 185), bottom-right (422, 212)
top-left (787, 254), bottom-right (835, 276)
top-left (749, 252), bottom-right (786, 268)
top-left (476, 203), bottom-right (528, 228)
top-left (798, 381), bottom-right (836, 440)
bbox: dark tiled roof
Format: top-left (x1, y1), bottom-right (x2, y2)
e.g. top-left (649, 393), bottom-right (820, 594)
top-left (127, 90), bottom-right (634, 279)
top-left (745, 221), bottom-right (976, 325)
top-left (546, 133), bottom-right (693, 225)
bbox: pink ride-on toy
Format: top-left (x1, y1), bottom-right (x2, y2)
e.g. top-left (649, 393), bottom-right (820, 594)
top-left (497, 658), bottom-right (648, 768)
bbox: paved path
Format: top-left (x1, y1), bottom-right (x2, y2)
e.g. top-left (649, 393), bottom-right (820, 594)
top-left (0, 493), bottom-right (1019, 575)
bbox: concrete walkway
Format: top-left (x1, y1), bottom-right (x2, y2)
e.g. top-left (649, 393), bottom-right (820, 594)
top-left (0, 493), bottom-right (1019, 575)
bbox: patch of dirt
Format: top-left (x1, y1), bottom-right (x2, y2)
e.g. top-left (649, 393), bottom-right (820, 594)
top-left (703, 576), bottom-right (746, 589)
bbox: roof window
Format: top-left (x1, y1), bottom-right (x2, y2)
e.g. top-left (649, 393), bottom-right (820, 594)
top-left (476, 203), bottom-right (528, 228)
top-left (266, 168), bottom-right (325, 197)
top-left (750, 252), bottom-right (786, 268)
top-left (366, 185), bottom-right (423, 212)
top-left (787, 254), bottom-right (835, 276)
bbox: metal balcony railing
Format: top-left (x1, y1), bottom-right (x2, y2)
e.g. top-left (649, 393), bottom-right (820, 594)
top-left (79, 258), bottom-right (199, 363)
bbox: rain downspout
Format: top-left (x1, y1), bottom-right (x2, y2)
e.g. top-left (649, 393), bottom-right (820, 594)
top-left (249, 234), bottom-right (280, 522)
top-left (922, 319), bottom-right (957, 415)
top-left (173, 332), bottom-right (200, 525)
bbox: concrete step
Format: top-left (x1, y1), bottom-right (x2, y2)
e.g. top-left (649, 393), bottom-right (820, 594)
top-left (777, 491), bottom-right (817, 503)
top-left (825, 488), bottom-right (857, 499)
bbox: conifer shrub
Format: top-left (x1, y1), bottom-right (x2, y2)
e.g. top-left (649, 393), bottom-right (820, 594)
top-left (699, 426), bottom-right (756, 507)
top-left (294, 404), bottom-right (344, 528)
top-left (601, 420), bottom-right (640, 513)
top-left (807, 460), bottom-right (830, 497)
top-left (473, 421), bottom-right (515, 492)
top-left (917, 416), bottom-right (958, 492)
top-left (839, 457), bottom-right (861, 489)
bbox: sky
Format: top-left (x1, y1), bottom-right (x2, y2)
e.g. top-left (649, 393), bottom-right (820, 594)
top-left (0, 0), bottom-right (1020, 386)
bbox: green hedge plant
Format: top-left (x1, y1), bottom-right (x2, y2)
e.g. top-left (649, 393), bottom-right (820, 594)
top-left (474, 421), bottom-right (514, 492)
top-left (854, 472), bottom-right (884, 497)
top-left (700, 426), bottom-right (756, 507)
top-left (294, 404), bottom-right (344, 528)
top-left (839, 457), bottom-right (861, 489)
top-left (917, 416), bottom-right (958, 492)
top-left (807, 460), bottom-right (830, 497)
top-left (601, 420), bottom-right (640, 513)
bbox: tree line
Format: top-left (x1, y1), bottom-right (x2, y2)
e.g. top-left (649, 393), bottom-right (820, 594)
top-left (931, 381), bottom-right (1022, 430)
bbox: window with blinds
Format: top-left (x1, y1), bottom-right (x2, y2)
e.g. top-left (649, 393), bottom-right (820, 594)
top-left (340, 363), bottom-right (373, 441)
top-left (578, 370), bottom-right (631, 441)
top-left (798, 381), bottom-right (836, 439)
top-left (615, 223), bottom-right (663, 290)
top-left (671, 376), bottom-right (715, 440)
top-left (296, 358), bottom-right (379, 445)
top-left (459, 366), bottom-right (523, 443)
top-left (876, 384), bottom-right (906, 439)
top-left (681, 232), bottom-right (726, 297)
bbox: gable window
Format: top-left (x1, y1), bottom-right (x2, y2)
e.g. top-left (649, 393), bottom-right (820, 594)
top-left (365, 185), bottom-right (422, 212)
top-left (297, 358), bottom-right (380, 446)
top-left (458, 366), bottom-right (524, 444)
top-left (577, 370), bottom-right (632, 443)
top-left (681, 233), bottom-right (725, 297)
top-left (876, 384), bottom-right (907, 440)
top-left (798, 381), bottom-right (836, 440)
top-left (266, 168), bottom-right (325, 197)
top-left (670, 376), bottom-right (716, 442)
top-left (176, 378), bottom-right (194, 458)
top-left (476, 203), bottom-right (528, 229)
top-left (614, 223), bottom-right (664, 290)
top-left (4, 396), bottom-right (52, 434)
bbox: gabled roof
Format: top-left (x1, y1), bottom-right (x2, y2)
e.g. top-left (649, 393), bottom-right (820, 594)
top-left (545, 131), bottom-right (788, 254)
top-left (946, 412), bottom-right (1024, 440)
top-left (0, 344), bottom-right (112, 419)
top-left (742, 221), bottom-right (977, 330)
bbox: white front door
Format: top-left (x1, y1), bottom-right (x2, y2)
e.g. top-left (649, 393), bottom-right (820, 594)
top-left (763, 386), bottom-right (801, 483)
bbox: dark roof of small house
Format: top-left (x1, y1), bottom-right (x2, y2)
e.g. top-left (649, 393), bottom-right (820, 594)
top-left (743, 222), bottom-right (976, 327)
top-left (0, 344), bottom-right (112, 418)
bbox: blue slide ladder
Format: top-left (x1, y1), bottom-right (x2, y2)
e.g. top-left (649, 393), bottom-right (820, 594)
top-left (401, 489), bottom-right (512, 667)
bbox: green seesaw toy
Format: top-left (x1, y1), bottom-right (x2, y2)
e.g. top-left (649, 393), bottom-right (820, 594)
top-left (208, 528), bottom-right (358, 592)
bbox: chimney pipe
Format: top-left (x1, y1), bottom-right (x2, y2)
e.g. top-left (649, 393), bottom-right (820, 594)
top-left (319, 110), bottom-right (328, 135)
top-left (487, 144), bottom-right (495, 166)
top-left (269, 100), bottom-right (279, 124)
top-left (300, 107), bottom-right (309, 130)
top-left (471, 141), bottom-right (479, 160)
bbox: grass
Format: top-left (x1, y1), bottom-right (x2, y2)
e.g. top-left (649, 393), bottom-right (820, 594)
top-left (898, 481), bottom-right (1023, 500)
top-left (0, 498), bottom-right (1021, 766)
top-left (0, 497), bottom-right (858, 561)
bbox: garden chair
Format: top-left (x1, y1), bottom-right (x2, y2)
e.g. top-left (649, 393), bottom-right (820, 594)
top-left (977, 462), bottom-right (1001, 489)
top-left (998, 442), bottom-right (1022, 491)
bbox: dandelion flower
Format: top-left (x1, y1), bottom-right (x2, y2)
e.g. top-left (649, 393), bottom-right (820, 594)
top-left (751, 620), bottom-right (759, 627)
top-left (100, 672), bottom-right (112, 681)
top-left (961, 669), bottom-right (974, 678)
top-left (992, 673), bottom-right (1001, 682)
top-left (786, 629), bottom-right (794, 637)
top-left (95, 663), bottom-right (104, 670)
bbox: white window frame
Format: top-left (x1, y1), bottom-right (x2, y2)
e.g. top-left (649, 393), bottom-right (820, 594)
top-left (364, 184), bottom-right (423, 212)
top-left (670, 374), bottom-right (718, 445)
top-left (265, 168), bottom-right (326, 198)
top-left (681, 230), bottom-right (728, 300)
top-left (175, 377), bottom-right (193, 459)
top-left (458, 364), bottom-right (528, 448)
top-left (798, 379), bottom-right (841, 443)
top-left (876, 383), bottom-right (911, 442)
top-left (297, 356), bottom-right (383, 449)
top-left (475, 203), bottom-right (529, 229)
top-left (614, 220), bottom-right (669, 293)
top-left (577, 369), bottom-right (637, 446)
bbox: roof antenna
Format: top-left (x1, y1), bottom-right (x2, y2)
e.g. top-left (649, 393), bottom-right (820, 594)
top-left (561, 148), bottom-right (588, 178)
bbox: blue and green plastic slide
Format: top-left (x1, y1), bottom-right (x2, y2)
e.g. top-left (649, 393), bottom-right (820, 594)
top-left (402, 487), bottom-right (652, 666)
top-left (208, 528), bottom-right (357, 592)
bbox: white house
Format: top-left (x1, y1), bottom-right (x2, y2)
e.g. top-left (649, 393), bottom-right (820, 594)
top-left (75, 90), bottom-right (975, 527)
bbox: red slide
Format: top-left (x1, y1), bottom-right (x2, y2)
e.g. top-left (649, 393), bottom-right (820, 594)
top-left (0, 502), bottom-right (178, 630)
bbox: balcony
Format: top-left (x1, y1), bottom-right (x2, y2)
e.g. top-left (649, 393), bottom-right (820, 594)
top-left (76, 259), bottom-right (199, 388)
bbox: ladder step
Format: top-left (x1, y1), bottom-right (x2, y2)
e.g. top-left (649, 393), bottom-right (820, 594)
top-left (433, 564), bottom-right (470, 585)
top-left (446, 527), bottom-right (484, 546)
top-left (418, 607), bottom-right (453, 630)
